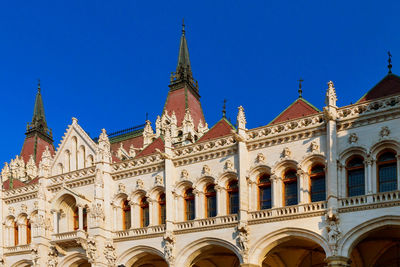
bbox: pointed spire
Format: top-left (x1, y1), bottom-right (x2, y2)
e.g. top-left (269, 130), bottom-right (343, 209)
top-left (177, 18), bottom-right (191, 72)
top-left (27, 80), bottom-right (52, 138)
top-left (222, 99), bottom-right (227, 118)
top-left (298, 78), bottom-right (304, 98)
top-left (388, 51), bottom-right (393, 74)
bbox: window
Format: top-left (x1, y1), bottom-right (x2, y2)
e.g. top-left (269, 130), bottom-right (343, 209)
top-left (184, 188), bottom-right (195, 221)
top-left (347, 157), bottom-right (365, 197)
top-left (310, 165), bottom-right (326, 202)
top-left (73, 207), bottom-right (79, 230)
top-left (140, 197), bottom-right (150, 227)
top-left (83, 208), bottom-right (87, 231)
top-left (206, 184), bottom-right (217, 217)
top-left (227, 181), bottom-right (239, 214)
top-left (159, 193), bottom-right (166, 224)
top-left (284, 169), bottom-right (298, 206)
top-left (378, 151), bottom-right (397, 192)
top-left (258, 174), bottom-right (272, 210)
top-left (26, 219), bottom-right (31, 244)
top-left (13, 221), bottom-right (18, 246)
top-left (122, 200), bottom-right (131, 230)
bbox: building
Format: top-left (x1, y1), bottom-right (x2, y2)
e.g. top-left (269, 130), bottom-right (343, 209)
top-left (1, 24), bottom-right (400, 267)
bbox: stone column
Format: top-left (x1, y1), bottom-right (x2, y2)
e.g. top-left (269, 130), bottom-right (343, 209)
top-left (216, 185), bottom-right (224, 216)
top-left (298, 169), bottom-right (309, 203)
top-left (337, 162), bottom-right (345, 198)
top-left (130, 202), bottom-right (139, 228)
top-left (78, 205), bottom-right (84, 230)
top-left (51, 209), bottom-right (59, 234)
top-left (148, 198), bottom-right (155, 226)
top-left (112, 205), bottom-right (118, 230)
top-left (366, 156), bottom-right (374, 194)
top-left (194, 190), bottom-right (204, 219)
top-left (325, 256), bottom-right (350, 267)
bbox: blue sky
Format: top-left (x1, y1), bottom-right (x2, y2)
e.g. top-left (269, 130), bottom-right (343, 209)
top-left (0, 0), bottom-right (399, 164)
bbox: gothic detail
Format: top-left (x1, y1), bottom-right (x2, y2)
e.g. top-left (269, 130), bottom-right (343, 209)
top-left (237, 106), bottom-right (247, 130)
top-left (202, 165), bottom-right (211, 176)
top-left (380, 126), bottom-right (390, 137)
top-left (163, 231), bottom-right (176, 264)
top-left (47, 246), bottom-right (58, 267)
top-left (325, 80), bottom-right (337, 107)
top-left (309, 141), bottom-right (319, 153)
top-left (236, 222), bottom-right (249, 259)
top-left (155, 175), bottom-right (163, 186)
top-left (348, 133), bottom-right (358, 144)
top-left (104, 242), bottom-right (117, 267)
top-left (96, 129), bottom-right (112, 163)
top-left (281, 147), bottom-right (291, 158)
top-left (256, 153), bottom-right (265, 164)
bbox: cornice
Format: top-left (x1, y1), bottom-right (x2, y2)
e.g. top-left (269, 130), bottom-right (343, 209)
top-left (48, 166), bottom-right (96, 185)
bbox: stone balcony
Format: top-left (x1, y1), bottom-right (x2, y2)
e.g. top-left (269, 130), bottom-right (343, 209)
top-left (175, 214), bottom-right (238, 233)
top-left (339, 190), bottom-right (400, 212)
top-left (3, 244), bottom-right (32, 255)
top-left (51, 230), bottom-right (87, 248)
top-left (114, 225), bottom-right (166, 241)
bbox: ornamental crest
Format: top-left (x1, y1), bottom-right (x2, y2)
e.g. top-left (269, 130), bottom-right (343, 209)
top-left (348, 133), bottom-right (358, 144)
top-left (380, 126), bottom-right (390, 137)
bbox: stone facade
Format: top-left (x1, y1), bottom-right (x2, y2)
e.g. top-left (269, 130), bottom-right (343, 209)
top-left (1, 26), bottom-right (400, 267)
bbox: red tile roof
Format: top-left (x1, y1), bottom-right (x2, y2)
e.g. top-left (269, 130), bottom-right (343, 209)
top-left (111, 135), bottom-right (144, 163)
top-left (198, 118), bottom-right (235, 142)
top-left (136, 137), bottom-right (165, 158)
top-left (270, 98), bottom-right (320, 124)
top-left (358, 74), bottom-right (400, 103)
top-left (163, 87), bottom-right (205, 129)
top-left (3, 179), bottom-right (26, 190)
top-left (20, 134), bottom-right (55, 166)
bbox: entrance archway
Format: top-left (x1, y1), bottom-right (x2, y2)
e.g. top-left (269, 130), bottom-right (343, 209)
top-left (189, 244), bottom-right (240, 267)
top-left (262, 237), bottom-right (326, 267)
top-left (349, 225), bottom-right (400, 267)
top-left (129, 252), bottom-right (168, 267)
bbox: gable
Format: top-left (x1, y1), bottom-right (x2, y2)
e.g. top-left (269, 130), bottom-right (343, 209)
top-left (198, 118), bottom-right (235, 142)
top-left (52, 119), bottom-right (98, 175)
top-left (136, 137), bottom-right (164, 158)
top-left (358, 74), bottom-right (400, 103)
top-left (270, 98), bottom-right (320, 124)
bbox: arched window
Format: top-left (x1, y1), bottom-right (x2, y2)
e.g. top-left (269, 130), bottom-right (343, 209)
top-left (258, 174), bottom-right (272, 210)
top-left (310, 165), bottom-right (326, 202)
top-left (73, 207), bottom-right (79, 230)
top-left (13, 221), bottom-right (18, 246)
top-left (83, 207), bottom-right (87, 231)
top-left (205, 184), bottom-right (217, 218)
top-left (26, 219), bottom-right (31, 244)
top-left (184, 188), bottom-right (195, 221)
top-left (284, 169), bottom-right (298, 206)
top-left (159, 193), bottom-right (166, 224)
top-left (347, 157), bottom-right (365, 197)
top-left (122, 200), bottom-right (131, 230)
top-left (227, 180), bottom-right (239, 214)
top-left (140, 197), bottom-right (150, 227)
top-left (378, 151), bottom-right (397, 192)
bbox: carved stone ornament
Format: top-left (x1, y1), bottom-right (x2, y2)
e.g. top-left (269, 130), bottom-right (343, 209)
top-left (47, 246), bottom-right (58, 267)
top-left (380, 126), bottom-right (390, 137)
top-left (129, 144), bottom-right (136, 158)
top-left (163, 231), bottom-right (176, 264)
top-left (202, 165), bottom-right (211, 176)
top-left (8, 207), bottom-right (15, 216)
top-left (90, 203), bottom-right (105, 222)
top-left (104, 242), bottom-right (117, 266)
top-left (26, 155), bottom-right (38, 179)
top-left (181, 169), bottom-right (189, 180)
top-left (348, 133), bottom-right (358, 144)
top-left (1, 162), bottom-right (11, 180)
top-left (281, 147), bottom-right (291, 158)
top-left (325, 208), bottom-right (341, 255)
top-left (237, 106), bottom-right (247, 130)
top-left (0, 257), bottom-right (4, 267)
top-left (31, 245), bottom-right (39, 266)
top-left (197, 119), bottom-right (209, 134)
top-left (236, 222), bottom-right (249, 259)
top-left (323, 106), bottom-right (338, 121)
top-left (225, 160), bottom-right (233, 171)
top-left (325, 80), bottom-right (337, 107)
top-left (309, 141), bottom-right (319, 153)
top-left (80, 237), bottom-right (97, 263)
top-left (96, 129), bottom-right (112, 163)
top-left (118, 183), bottom-right (126, 193)
top-left (10, 155), bottom-right (26, 179)
top-left (20, 204), bottom-right (28, 213)
top-left (155, 175), bottom-right (163, 186)
top-left (256, 153), bottom-right (265, 164)
top-left (136, 179), bottom-right (144, 190)
top-left (39, 146), bottom-right (53, 177)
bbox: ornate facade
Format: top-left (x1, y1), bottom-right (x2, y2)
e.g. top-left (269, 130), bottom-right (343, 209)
top-left (1, 25), bottom-right (400, 267)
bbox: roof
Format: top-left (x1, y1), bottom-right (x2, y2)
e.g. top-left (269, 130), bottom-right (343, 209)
top-left (357, 73), bottom-right (400, 103)
top-left (20, 134), bottom-right (55, 166)
top-left (110, 135), bottom-right (144, 163)
top-left (136, 137), bottom-right (165, 158)
top-left (270, 98), bottom-right (320, 124)
top-left (3, 179), bottom-right (26, 190)
top-left (198, 118), bottom-right (235, 142)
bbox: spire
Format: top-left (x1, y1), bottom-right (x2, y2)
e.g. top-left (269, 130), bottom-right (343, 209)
top-left (388, 51), bottom-right (393, 74)
top-left (222, 99), bottom-right (227, 118)
top-left (298, 78), bottom-right (303, 98)
top-left (26, 80), bottom-right (52, 139)
top-left (169, 20), bottom-right (199, 95)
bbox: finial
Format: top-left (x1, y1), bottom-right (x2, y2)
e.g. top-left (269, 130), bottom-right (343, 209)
top-left (37, 79), bottom-right (41, 93)
top-left (222, 99), bottom-right (227, 118)
top-left (182, 18), bottom-right (185, 35)
top-left (388, 51), bottom-right (392, 74)
top-left (298, 78), bottom-right (304, 98)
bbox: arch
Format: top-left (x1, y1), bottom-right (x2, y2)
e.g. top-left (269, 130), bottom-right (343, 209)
top-left (174, 180), bottom-right (194, 196)
top-left (249, 228), bottom-right (330, 265)
top-left (118, 245), bottom-right (165, 266)
top-left (339, 215), bottom-right (400, 258)
top-left (272, 159), bottom-right (299, 177)
top-left (193, 175), bottom-right (216, 191)
top-left (78, 145), bottom-right (86, 169)
top-left (248, 165), bottom-right (272, 183)
top-left (217, 171), bottom-right (238, 187)
top-left (299, 153), bottom-right (326, 173)
top-left (130, 189), bottom-right (147, 203)
top-left (148, 185), bottom-right (165, 200)
top-left (10, 259), bottom-right (33, 267)
top-left (58, 252), bottom-right (89, 267)
top-left (370, 139), bottom-right (400, 158)
top-left (52, 192), bottom-right (79, 210)
top-left (176, 237), bottom-right (243, 266)
top-left (339, 146), bottom-right (368, 165)
top-left (86, 154), bottom-right (94, 167)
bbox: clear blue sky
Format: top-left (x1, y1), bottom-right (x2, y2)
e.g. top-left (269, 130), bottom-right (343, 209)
top-left (0, 0), bottom-right (399, 164)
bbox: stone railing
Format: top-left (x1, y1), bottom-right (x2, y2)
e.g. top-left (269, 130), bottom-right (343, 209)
top-left (339, 190), bottom-right (400, 210)
top-left (175, 214), bottom-right (238, 231)
top-left (52, 230), bottom-right (86, 241)
top-left (249, 201), bottom-right (327, 221)
top-left (3, 244), bottom-right (31, 254)
top-left (114, 224), bottom-right (166, 238)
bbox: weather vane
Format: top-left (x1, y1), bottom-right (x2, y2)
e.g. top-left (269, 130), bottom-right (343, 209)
top-left (388, 51), bottom-right (392, 74)
top-left (222, 99), bottom-right (227, 118)
top-left (298, 78), bottom-right (304, 98)
top-left (182, 18), bottom-right (185, 35)
top-left (37, 79), bottom-right (41, 92)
